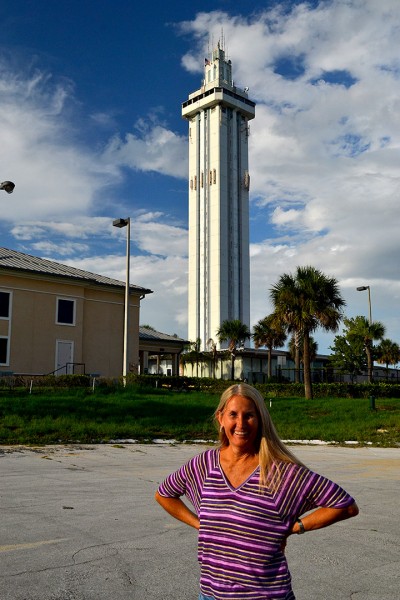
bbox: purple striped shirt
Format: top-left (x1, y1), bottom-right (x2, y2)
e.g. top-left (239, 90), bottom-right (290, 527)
top-left (158, 449), bottom-right (355, 599)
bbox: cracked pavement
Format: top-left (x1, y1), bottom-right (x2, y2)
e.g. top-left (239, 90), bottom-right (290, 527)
top-left (0, 444), bottom-right (399, 599)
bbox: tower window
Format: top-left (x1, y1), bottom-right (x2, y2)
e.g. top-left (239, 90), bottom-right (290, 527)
top-left (194, 176), bottom-right (197, 190)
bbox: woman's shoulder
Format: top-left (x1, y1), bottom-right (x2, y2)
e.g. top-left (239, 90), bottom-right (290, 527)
top-left (187, 447), bottom-right (218, 468)
top-left (274, 459), bottom-right (310, 481)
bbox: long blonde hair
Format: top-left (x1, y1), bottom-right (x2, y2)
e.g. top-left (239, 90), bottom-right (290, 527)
top-left (215, 383), bottom-right (305, 490)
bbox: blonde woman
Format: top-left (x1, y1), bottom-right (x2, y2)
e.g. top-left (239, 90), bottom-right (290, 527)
top-left (155, 383), bottom-right (358, 600)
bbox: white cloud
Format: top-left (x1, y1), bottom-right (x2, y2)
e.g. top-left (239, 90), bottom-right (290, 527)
top-left (103, 123), bottom-right (187, 178)
top-left (181, 2), bottom-right (400, 351)
top-left (0, 62), bottom-right (116, 221)
top-left (63, 253), bottom-right (188, 338)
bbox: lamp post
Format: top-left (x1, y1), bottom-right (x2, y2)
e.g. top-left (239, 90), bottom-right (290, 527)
top-left (113, 217), bottom-right (131, 384)
top-left (356, 285), bottom-right (372, 325)
top-left (0, 181), bottom-right (15, 194)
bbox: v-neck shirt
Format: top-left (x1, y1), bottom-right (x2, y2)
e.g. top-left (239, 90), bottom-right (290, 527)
top-left (218, 451), bottom-right (260, 491)
top-left (158, 448), bottom-right (354, 600)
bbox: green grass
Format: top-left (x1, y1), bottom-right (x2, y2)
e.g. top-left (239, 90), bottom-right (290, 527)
top-left (0, 386), bottom-right (399, 446)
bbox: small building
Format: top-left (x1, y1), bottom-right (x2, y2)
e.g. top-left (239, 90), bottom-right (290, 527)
top-left (180, 346), bottom-right (332, 383)
top-left (139, 326), bottom-right (188, 376)
top-left (0, 247), bottom-right (152, 378)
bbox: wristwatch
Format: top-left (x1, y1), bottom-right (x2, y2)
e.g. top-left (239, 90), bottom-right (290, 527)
top-left (296, 518), bottom-right (305, 534)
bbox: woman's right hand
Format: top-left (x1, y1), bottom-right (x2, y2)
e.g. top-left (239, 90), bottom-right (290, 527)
top-left (155, 491), bottom-right (200, 530)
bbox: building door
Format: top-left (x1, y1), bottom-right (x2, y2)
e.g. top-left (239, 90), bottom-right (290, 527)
top-left (56, 340), bottom-right (74, 375)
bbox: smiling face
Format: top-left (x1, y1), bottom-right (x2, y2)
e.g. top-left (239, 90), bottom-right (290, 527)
top-left (217, 395), bottom-right (260, 453)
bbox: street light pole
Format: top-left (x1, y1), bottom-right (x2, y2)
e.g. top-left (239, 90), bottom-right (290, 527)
top-left (113, 217), bottom-right (131, 384)
top-left (356, 285), bottom-right (372, 325)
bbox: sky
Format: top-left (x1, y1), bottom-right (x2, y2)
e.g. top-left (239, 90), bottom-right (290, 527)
top-left (1, 0), bottom-right (400, 355)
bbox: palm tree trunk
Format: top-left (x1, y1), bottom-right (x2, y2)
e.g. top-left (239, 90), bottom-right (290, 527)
top-left (303, 332), bottom-right (313, 400)
top-left (366, 344), bottom-right (373, 383)
top-left (267, 347), bottom-right (272, 379)
top-left (231, 352), bottom-right (235, 380)
top-left (294, 331), bottom-right (301, 383)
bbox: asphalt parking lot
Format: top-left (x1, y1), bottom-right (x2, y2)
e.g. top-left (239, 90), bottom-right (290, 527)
top-left (1, 443), bottom-right (399, 600)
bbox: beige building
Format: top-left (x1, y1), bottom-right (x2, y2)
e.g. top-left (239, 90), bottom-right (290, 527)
top-left (0, 247), bottom-right (152, 378)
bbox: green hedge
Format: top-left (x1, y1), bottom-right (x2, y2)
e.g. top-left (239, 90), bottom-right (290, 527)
top-left (124, 376), bottom-right (400, 399)
top-left (10, 373), bottom-right (400, 399)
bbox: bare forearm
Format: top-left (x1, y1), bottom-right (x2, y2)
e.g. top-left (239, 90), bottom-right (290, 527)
top-left (155, 491), bottom-right (200, 530)
top-left (292, 502), bottom-right (359, 534)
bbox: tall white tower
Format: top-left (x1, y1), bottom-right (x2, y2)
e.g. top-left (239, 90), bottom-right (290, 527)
top-left (182, 43), bottom-right (255, 350)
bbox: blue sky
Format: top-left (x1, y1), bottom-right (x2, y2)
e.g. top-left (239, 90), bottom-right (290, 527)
top-left (1, 0), bottom-right (400, 354)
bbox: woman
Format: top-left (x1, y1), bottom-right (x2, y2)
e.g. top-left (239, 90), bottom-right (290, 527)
top-left (155, 383), bottom-right (359, 600)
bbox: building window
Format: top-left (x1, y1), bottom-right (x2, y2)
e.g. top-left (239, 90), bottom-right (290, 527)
top-left (0, 291), bottom-right (10, 319)
top-left (56, 298), bottom-right (76, 326)
top-left (0, 337), bottom-right (8, 364)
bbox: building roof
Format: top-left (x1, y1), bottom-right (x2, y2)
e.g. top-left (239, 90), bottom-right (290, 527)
top-left (139, 326), bottom-right (188, 343)
top-left (0, 247), bottom-right (152, 295)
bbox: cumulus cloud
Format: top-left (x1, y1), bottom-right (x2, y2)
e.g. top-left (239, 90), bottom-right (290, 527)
top-left (103, 121), bottom-right (187, 178)
top-left (63, 253), bottom-right (188, 337)
top-left (0, 62), bottom-right (115, 222)
top-left (179, 1), bottom-right (400, 349)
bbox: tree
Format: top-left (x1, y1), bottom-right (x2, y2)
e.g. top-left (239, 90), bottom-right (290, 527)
top-left (180, 338), bottom-right (204, 377)
top-left (206, 338), bottom-right (219, 379)
top-left (252, 315), bottom-right (287, 379)
top-left (329, 331), bottom-right (367, 382)
top-left (288, 333), bottom-right (318, 371)
top-left (270, 266), bottom-right (345, 399)
top-left (376, 338), bottom-right (400, 380)
top-left (345, 316), bottom-right (386, 383)
top-left (216, 319), bottom-right (251, 380)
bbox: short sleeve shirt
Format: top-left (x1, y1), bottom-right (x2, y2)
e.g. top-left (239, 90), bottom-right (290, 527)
top-left (158, 448), bottom-right (355, 600)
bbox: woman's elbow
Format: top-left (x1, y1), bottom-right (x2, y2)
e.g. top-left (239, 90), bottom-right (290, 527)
top-left (347, 501), bottom-right (359, 518)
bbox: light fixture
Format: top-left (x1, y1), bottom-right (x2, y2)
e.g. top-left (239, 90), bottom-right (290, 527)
top-left (0, 181), bottom-right (15, 194)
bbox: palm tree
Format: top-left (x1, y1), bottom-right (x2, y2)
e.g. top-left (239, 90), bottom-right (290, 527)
top-left (181, 338), bottom-right (203, 377)
top-left (252, 314), bottom-right (287, 380)
top-left (376, 338), bottom-right (400, 380)
top-left (288, 334), bottom-right (318, 368)
top-left (216, 319), bottom-right (251, 380)
top-left (270, 266), bottom-right (345, 399)
top-left (346, 316), bottom-right (386, 383)
top-left (207, 338), bottom-right (218, 379)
